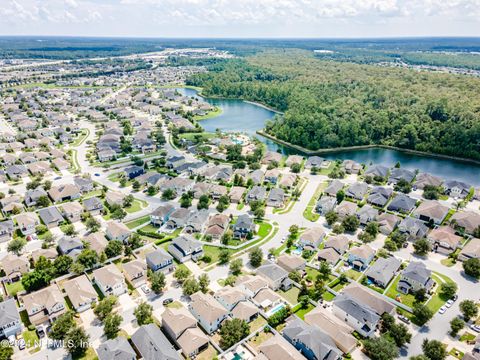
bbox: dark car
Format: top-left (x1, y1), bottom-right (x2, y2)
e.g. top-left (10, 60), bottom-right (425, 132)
top-left (162, 298), bottom-right (173, 305)
top-left (36, 326), bottom-right (45, 338)
top-left (94, 173), bottom-right (100, 177)
top-left (398, 315), bottom-right (411, 324)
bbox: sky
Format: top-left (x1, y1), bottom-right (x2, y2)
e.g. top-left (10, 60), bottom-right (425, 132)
top-left (0, 0), bottom-right (479, 38)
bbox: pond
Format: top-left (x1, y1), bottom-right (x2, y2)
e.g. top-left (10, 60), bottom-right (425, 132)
top-left (177, 87), bottom-right (480, 185)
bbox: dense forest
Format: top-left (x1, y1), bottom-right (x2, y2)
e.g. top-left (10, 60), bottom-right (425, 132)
top-left (187, 50), bottom-right (480, 160)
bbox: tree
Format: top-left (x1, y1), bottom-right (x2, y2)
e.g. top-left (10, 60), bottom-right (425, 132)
top-left (365, 222), bottom-right (379, 237)
top-left (162, 188), bottom-right (176, 200)
top-left (104, 313), bottom-right (122, 339)
top-left (173, 267), bottom-right (191, 284)
top-left (413, 238), bottom-right (431, 256)
top-left (21, 270), bottom-right (51, 291)
top-left (147, 185), bottom-right (157, 196)
top-left (85, 217), bottom-right (100, 232)
top-left (94, 296), bottom-right (117, 321)
top-left (249, 248), bottom-right (263, 267)
top-left (449, 317), bottom-right (464, 337)
top-left (290, 163), bottom-right (301, 173)
top-left (342, 215), bottom-right (359, 232)
top-left (180, 193), bottom-right (192, 208)
top-left (53, 255), bottom-right (73, 275)
top-left (439, 282), bottom-right (457, 299)
top-left (394, 178), bottom-right (412, 193)
top-left (218, 249), bottom-right (231, 264)
top-left (198, 273), bottom-right (210, 293)
top-left (463, 258), bottom-right (480, 279)
top-left (0, 344), bottom-right (13, 360)
top-left (50, 311), bottom-right (75, 340)
top-left (134, 302), bottom-right (153, 326)
top-left (459, 299), bottom-right (478, 322)
top-left (414, 288), bottom-right (427, 303)
top-left (230, 259), bottom-right (243, 275)
top-left (253, 207), bottom-right (265, 219)
top-left (182, 277), bottom-right (200, 296)
top-left (318, 261), bottom-right (331, 280)
top-left (148, 270), bottom-right (166, 294)
top-left (128, 233), bottom-right (144, 249)
top-left (363, 336), bottom-right (399, 360)
top-left (413, 304), bottom-right (433, 325)
top-left (36, 195), bottom-right (50, 208)
top-left (62, 224), bottom-right (76, 236)
top-left (64, 326), bottom-right (89, 357)
top-left (76, 249), bottom-right (98, 269)
top-left (388, 322), bottom-right (412, 347)
top-left (219, 318), bottom-right (250, 350)
top-left (336, 189), bottom-right (345, 203)
top-left (422, 339), bottom-right (447, 360)
top-left (7, 238), bottom-right (26, 255)
top-left (197, 194), bottom-right (210, 210)
top-left (325, 211), bottom-right (338, 226)
top-left (105, 240), bottom-right (123, 258)
top-left (132, 180), bottom-right (141, 191)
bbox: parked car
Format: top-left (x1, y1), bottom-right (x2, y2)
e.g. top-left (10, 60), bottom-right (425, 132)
top-left (446, 300), bottom-right (454, 308)
top-left (141, 285), bottom-right (151, 294)
top-left (451, 294), bottom-right (458, 302)
top-left (94, 173), bottom-right (100, 177)
top-left (438, 306), bottom-right (447, 314)
top-left (471, 324), bottom-right (480, 333)
top-left (36, 326), bottom-right (45, 338)
top-left (162, 298), bottom-right (173, 305)
top-left (398, 315), bottom-right (411, 324)
top-left (18, 338), bottom-right (25, 350)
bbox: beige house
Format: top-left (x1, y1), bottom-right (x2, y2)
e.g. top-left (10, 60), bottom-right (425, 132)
top-left (122, 259), bottom-right (147, 288)
top-left (22, 284), bottom-right (66, 325)
top-left (48, 184), bottom-right (80, 203)
top-left (229, 186), bottom-right (246, 203)
top-left (85, 232), bottom-right (108, 255)
top-left (257, 333), bottom-right (305, 360)
top-left (428, 226), bottom-right (463, 255)
top-left (2, 254), bottom-right (30, 283)
top-left (59, 201), bottom-right (83, 223)
top-left (105, 191), bottom-right (125, 206)
top-left (451, 211), bottom-right (480, 235)
top-left (458, 238), bottom-right (480, 261)
top-left (277, 254), bottom-right (306, 273)
top-left (188, 292), bottom-right (229, 334)
top-left (93, 264), bottom-right (126, 297)
top-left (106, 221), bottom-right (131, 243)
top-left (63, 275), bottom-right (98, 312)
top-left (14, 212), bottom-right (39, 236)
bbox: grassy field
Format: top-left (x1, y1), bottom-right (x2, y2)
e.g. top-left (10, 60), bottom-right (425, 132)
top-left (125, 215), bottom-right (151, 229)
top-left (6, 281), bottom-right (24, 296)
top-left (178, 132), bottom-right (216, 141)
top-left (278, 287), bottom-right (300, 305)
top-left (125, 198), bottom-right (147, 214)
top-left (194, 107), bottom-right (223, 121)
top-left (303, 182), bottom-right (327, 222)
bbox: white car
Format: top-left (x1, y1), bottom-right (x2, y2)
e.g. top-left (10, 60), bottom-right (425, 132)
top-left (471, 324), bottom-right (480, 333)
top-left (438, 306), bottom-right (447, 314)
top-left (141, 285), bottom-right (151, 294)
top-left (445, 300), bottom-right (454, 308)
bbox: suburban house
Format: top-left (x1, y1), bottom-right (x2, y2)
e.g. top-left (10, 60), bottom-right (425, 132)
top-left (73, 176), bottom-right (94, 193)
top-left (204, 213), bottom-right (229, 239)
top-left (233, 214), bottom-right (255, 239)
top-left (246, 185), bottom-right (267, 203)
top-left (316, 196), bottom-right (336, 215)
top-left (336, 201), bottom-right (358, 219)
top-left (22, 284), bottom-right (66, 325)
top-left (388, 168), bottom-right (415, 184)
top-left (58, 201), bottom-right (83, 223)
top-left (398, 217), bottom-right (428, 240)
top-left (38, 206), bottom-right (64, 228)
top-left (0, 298), bottom-right (22, 339)
top-left (458, 238), bottom-right (480, 261)
top-left (162, 306), bottom-right (209, 358)
top-left (299, 227), bottom-right (325, 251)
top-left (0, 220), bottom-right (14, 243)
top-left (85, 232), bottom-right (108, 254)
top-left (347, 244), bottom-right (375, 271)
top-left (283, 315), bottom-right (342, 360)
top-left (83, 196), bottom-right (104, 215)
top-left (214, 286), bottom-right (249, 311)
top-left (123, 165), bottom-right (144, 179)
top-left (413, 200), bottom-right (450, 225)
top-left (93, 264), bottom-right (127, 297)
top-left (345, 182), bottom-right (368, 200)
top-left (267, 188), bottom-right (285, 208)
top-left (63, 275), bottom-right (98, 312)
top-left (427, 226), bottom-right (463, 255)
top-left (387, 194), bottom-right (417, 213)
top-left (229, 186), bottom-right (246, 203)
top-left (184, 209), bottom-right (209, 234)
top-left (414, 173), bottom-right (443, 190)
top-left (165, 208), bottom-right (192, 230)
top-left (150, 203), bottom-right (176, 226)
top-left (14, 212), bottom-right (39, 235)
top-left (451, 211), bottom-right (480, 235)
top-left (317, 235), bottom-right (349, 265)
top-left (105, 191), bottom-right (125, 207)
top-left (364, 164), bottom-right (389, 179)
top-left (25, 187), bottom-right (48, 207)
top-left (96, 337), bottom-right (136, 360)
top-left (131, 324), bottom-right (180, 360)
top-left (342, 160), bottom-right (362, 174)
top-left (377, 213), bottom-right (400, 235)
top-left (277, 254), bottom-right (306, 273)
top-left (58, 236), bottom-right (84, 258)
top-left (324, 180), bottom-right (344, 197)
top-left (188, 292), bottom-right (229, 334)
top-left (356, 205), bottom-right (378, 225)
top-left (146, 248), bottom-right (175, 273)
top-left (342, 283), bottom-right (395, 316)
top-left (304, 306), bottom-right (357, 354)
top-left (2, 254), bottom-right (30, 283)
top-left (167, 235), bottom-right (204, 263)
top-left (256, 263), bottom-right (292, 291)
top-left (365, 257), bottom-right (402, 288)
top-left (257, 333), bottom-right (305, 360)
top-left (367, 186), bottom-right (392, 207)
top-left (333, 293), bottom-right (380, 338)
top-left (48, 184), bottom-right (81, 203)
top-left (264, 169), bottom-right (280, 184)
top-left (106, 221), bottom-right (131, 243)
top-left (444, 180), bottom-right (471, 199)
top-left (122, 259), bottom-right (147, 288)
top-left (397, 261), bottom-right (434, 294)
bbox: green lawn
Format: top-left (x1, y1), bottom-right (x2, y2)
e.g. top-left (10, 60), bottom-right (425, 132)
top-left (139, 223), bottom-right (160, 233)
top-left (343, 269), bottom-right (363, 281)
top-left (440, 257), bottom-right (456, 267)
top-left (194, 106), bottom-right (222, 121)
top-left (166, 301), bottom-right (183, 309)
top-left (249, 315), bottom-right (267, 332)
top-left (303, 182), bottom-right (327, 222)
top-left (449, 348), bottom-right (464, 359)
top-left (293, 303), bottom-right (315, 320)
top-left (72, 129), bottom-right (90, 147)
top-left (125, 215), bottom-right (151, 229)
top-left (22, 329), bottom-right (39, 349)
top-left (125, 198), bottom-right (146, 214)
top-left (6, 281), bottom-right (24, 296)
top-left (278, 287), bottom-right (300, 305)
top-left (178, 132), bottom-right (216, 141)
top-left (385, 275), bottom-right (417, 307)
top-left (73, 347), bottom-right (98, 360)
top-left (426, 272), bottom-right (455, 313)
top-left (323, 291), bottom-right (336, 301)
top-left (460, 332), bottom-right (476, 342)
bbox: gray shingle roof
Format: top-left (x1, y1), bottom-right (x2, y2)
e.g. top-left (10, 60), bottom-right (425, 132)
top-left (97, 337), bottom-right (136, 360)
top-left (131, 324), bottom-right (179, 360)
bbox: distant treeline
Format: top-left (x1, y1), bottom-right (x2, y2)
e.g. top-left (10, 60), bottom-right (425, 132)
top-left (187, 50), bottom-right (480, 160)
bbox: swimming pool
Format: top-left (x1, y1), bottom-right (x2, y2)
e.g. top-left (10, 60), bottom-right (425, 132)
top-left (267, 303), bottom-right (286, 316)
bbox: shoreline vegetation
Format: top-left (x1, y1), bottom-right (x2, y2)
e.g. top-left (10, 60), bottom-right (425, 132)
top-left (257, 130), bottom-right (480, 166)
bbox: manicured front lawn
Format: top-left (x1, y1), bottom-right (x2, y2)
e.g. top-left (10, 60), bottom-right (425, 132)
top-left (6, 281), bottom-right (24, 296)
top-left (460, 332), bottom-right (476, 342)
top-left (125, 198), bottom-right (146, 213)
top-left (426, 272), bottom-right (455, 313)
top-left (323, 291), bottom-right (336, 301)
top-left (449, 348), bottom-right (464, 359)
top-left (22, 329), bottom-right (39, 350)
top-left (278, 287), bottom-right (300, 305)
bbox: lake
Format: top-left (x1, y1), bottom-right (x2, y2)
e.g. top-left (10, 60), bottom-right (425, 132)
top-left (177, 87), bottom-right (480, 185)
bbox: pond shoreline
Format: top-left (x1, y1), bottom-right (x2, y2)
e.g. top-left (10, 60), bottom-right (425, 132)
top-left (257, 130), bottom-right (480, 166)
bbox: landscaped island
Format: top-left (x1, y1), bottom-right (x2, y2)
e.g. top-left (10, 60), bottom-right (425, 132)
top-left (187, 50), bottom-right (480, 161)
